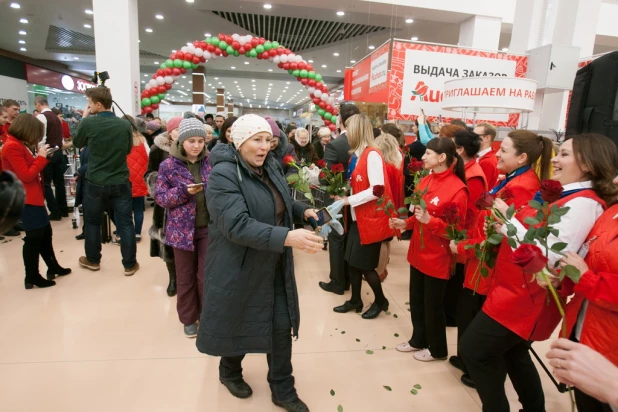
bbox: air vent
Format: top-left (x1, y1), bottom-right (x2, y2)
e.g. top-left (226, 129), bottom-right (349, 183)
top-left (211, 12), bottom-right (388, 52)
top-left (45, 25), bottom-right (164, 57)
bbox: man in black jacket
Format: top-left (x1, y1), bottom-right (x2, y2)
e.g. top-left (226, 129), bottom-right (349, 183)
top-left (318, 103), bottom-right (360, 295)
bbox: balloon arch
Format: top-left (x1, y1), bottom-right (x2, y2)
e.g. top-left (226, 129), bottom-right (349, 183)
top-left (141, 33), bottom-right (339, 131)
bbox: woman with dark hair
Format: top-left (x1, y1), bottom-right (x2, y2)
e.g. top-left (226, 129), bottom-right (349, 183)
top-left (1, 114), bottom-right (70, 288)
top-left (207, 116), bottom-right (237, 151)
top-left (390, 137), bottom-right (468, 362)
top-left (459, 132), bottom-right (606, 412)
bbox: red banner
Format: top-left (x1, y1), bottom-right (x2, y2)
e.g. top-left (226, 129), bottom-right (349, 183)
top-left (25, 64), bottom-right (96, 94)
top-left (344, 42), bottom-right (390, 103)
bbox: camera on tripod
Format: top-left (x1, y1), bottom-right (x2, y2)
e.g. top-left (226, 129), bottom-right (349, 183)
top-left (91, 71), bottom-right (110, 87)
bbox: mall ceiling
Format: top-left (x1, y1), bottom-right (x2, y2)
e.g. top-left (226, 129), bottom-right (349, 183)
top-left (1, 0), bottom-right (617, 109)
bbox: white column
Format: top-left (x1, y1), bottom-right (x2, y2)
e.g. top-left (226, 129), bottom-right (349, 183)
top-left (92, 0), bottom-right (141, 116)
top-left (508, 0), bottom-right (547, 53)
top-left (458, 15), bottom-right (502, 51)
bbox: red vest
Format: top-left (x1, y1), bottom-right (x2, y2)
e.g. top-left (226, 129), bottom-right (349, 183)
top-left (350, 147), bottom-right (396, 245)
top-left (384, 157), bottom-right (404, 210)
top-left (478, 148), bottom-right (499, 189)
top-left (406, 168), bottom-right (469, 279)
top-left (483, 189), bottom-right (605, 341)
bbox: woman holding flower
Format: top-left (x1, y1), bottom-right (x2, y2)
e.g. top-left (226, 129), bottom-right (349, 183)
top-left (460, 133), bottom-right (616, 412)
top-left (332, 114), bottom-right (395, 319)
top-left (390, 137), bottom-right (468, 362)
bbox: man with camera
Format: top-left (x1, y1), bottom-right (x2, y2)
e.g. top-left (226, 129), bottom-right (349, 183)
top-left (73, 87), bottom-right (139, 276)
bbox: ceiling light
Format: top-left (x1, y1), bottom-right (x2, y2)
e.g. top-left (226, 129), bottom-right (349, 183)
top-left (73, 57), bottom-right (79, 60)
top-left (172, 49), bottom-right (177, 53)
top-left (204, 32), bottom-right (211, 37)
top-left (20, 47), bottom-right (26, 51)
top-left (411, 37), bottom-right (419, 41)
top-left (308, 60), bottom-right (314, 63)
top-left (251, 79), bottom-right (255, 82)
top-left (182, 75), bottom-right (186, 78)
top-left (144, 74), bottom-right (148, 77)
top-left (19, 18), bottom-right (28, 24)
top-left (405, 18), bottom-right (414, 23)
top-left (154, 61), bottom-right (159, 65)
top-left (321, 65), bottom-right (327, 68)
top-left (368, 45), bottom-right (375, 50)
top-left (336, 70), bottom-right (341, 73)
top-left (141, 80), bottom-right (145, 84)
top-left (18, 40), bottom-right (25, 44)
top-left (84, 24), bottom-right (92, 28)
top-left (231, 66), bottom-right (236, 69)
top-left (155, 14), bottom-right (164, 20)
top-left (264, 4), bottom-right (272, 9)
top-left (286, 82), bottom-right (290, 84)
top-left (502, 47), bottom-right (509, 52)
top-left (234, 81), bottom-right (238, 83)
top-left (85, 9), bottom-right (93, 14)
top-left (214, 77), bottom-right (219, 80)
top-left (333, 53), bottom-right (339, 57)
top-left (269, 83), bottom-right (273, 86)
top-left (336, 11), bottom-right (344, 16)
top-left (186, 0), bottom-right (194, 3)
top-left (145, 28), bottom-right (153, 33)
top-left (244, 61), bottom-right (250, 65)
top-left (10, 3), bottom-right (21, 9)
top-left (19, 30), bottom-right (26, 35)
top-left (268, 69), bottom-right (273, 72)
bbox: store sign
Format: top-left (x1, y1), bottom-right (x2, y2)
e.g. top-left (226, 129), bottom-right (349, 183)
top-left (388, 42), bottom-right (528, 127)
top-left (442, 77), bottom-right (537, 114)
top-left (344, 42), bottom-right (390, 103)
top-left (25, 64), bottom-right (96, 94)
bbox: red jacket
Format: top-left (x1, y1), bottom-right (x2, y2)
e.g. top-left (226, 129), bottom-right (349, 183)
top-left (478, 148), bottom-right (499, 189)
top-left (384, 157), bottom-right (405, 211)
top-left (1, 135), bottom-right (49, 206)
top-left (350, 147), bottom-right (395, 245)
top-left (562, 204), bottom-right (618, 365)
top-left (128, 143), bottom-right (149, 197)
top-left (405, 168), bottom-right (469, 280)
top-left (484, 189), bottom-right (604, 341)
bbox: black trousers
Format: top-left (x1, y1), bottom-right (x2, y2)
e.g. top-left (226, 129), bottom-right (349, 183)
top-left (43, 150), bottom-right (68, 216)
top-left (444, 262), bottom-right (465, 325)
top-left (575, 387), bottom-right (613, 412)
top-left (327, 227), bottom-right (349, 292)
top-left (22, 224), bottom-right (55, 278)
top-left (460, 311), bottom-right (544, 412)
top-left (456, 287), bottom-right (486, 370)
top-left (408, 266), bottom-right (448, 358)
top-left (219, 269), bottom-right (297, 403)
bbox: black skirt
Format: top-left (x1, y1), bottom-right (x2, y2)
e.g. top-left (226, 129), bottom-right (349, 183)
top-left (345, 221), bottom-right (381, 270)
top-left (21, 205), bottom-right (50, 232)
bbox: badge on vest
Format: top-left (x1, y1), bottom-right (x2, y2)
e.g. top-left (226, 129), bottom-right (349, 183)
top-left (356, 175), bottom-right (363, 182)
top-left (430, 196), bottom-right (440, 206)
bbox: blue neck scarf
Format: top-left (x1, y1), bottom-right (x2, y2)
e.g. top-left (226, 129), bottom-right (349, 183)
top-left (532, 187), bottom-right (589, 204)
top-left (488, 165), bottom-right (531, 195)
top-left (347, 153), bottom-right (358, 181)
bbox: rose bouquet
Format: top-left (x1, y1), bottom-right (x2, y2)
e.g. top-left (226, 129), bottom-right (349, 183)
top-left (285, 155), bottom-right (315, 206)
top-left (319, 162), bottom-right (349, 197)
top-left (374, 185), bottom-right (401, 240)
top-left (443, 203), bottom-right (467, 273)
top-left (398, 159), bottom-right (429, 248)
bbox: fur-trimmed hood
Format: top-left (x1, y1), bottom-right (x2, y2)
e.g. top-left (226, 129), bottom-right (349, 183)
top-left (154, 132), bottom-right (173, 153)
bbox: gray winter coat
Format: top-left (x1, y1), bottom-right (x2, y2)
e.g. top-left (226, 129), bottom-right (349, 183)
top-left (270, 131), bottom-right (297, 175)
top-left (196, 143), bottom-right (310, 357)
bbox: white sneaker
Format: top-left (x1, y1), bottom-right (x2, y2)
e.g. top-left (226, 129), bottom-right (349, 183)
top-left (413, 348), bottom-right (447, 362)
top-left (395, 342), bottom-right (422, 353)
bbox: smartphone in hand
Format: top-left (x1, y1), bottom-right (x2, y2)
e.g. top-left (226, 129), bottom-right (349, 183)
top-left (46, 146), bottom-right (60, 156)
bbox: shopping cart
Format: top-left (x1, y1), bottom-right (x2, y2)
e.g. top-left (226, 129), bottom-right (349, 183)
top-left (64, 156), bottom-right (81, 229)
top-left (290, 186), bottom-right (328, 209)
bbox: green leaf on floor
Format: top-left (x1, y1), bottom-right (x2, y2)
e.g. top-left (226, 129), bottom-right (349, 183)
top-left (405, 301), bottom-right (410, 305)
top-left (337, 405), bottom-right (343, 412)
top-left (393, 314), bottom-right (398, 318)
top-left (382, 346), bottom-right (386, 350)
top-left (330, 389), bottom-right (335, 396)
top-left (385, 311), bottom-right (391, 315)
top-left (366, 350), bottom-right (374, 354)
top-left (394, 333), bottom-right (399, 337)
top-left (414, 384), bottom-right (422, 389)
top-left (411, 389), bottom-right (418, 395)
top-left (356, 338), bottom-right (360, 342)
top-left (341, 331), bottom-right (345, 334)
top-left (407, 308), bottom-right (411, 312)
top-left (383, 385), bottom-right (392, 391)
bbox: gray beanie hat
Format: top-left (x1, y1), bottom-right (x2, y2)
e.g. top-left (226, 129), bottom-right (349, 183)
top-left (177, 118), bottom-right (207, 144)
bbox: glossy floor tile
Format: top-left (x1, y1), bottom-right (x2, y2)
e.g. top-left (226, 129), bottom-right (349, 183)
top-left (0, 208), bottom-right (572, 411)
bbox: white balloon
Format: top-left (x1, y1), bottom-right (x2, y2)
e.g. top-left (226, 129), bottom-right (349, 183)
top-left (186, 45), bottom-right (196, 54)
top-left (156, 76), bottom-right (165, 85)
top-left (148, 79), bottom-right (157, 87)
top-left (145, 83), bottom-right (152, 90)
top-left (181, 46), bottom-right (188, 53)
top-left (273, 56), bottom-right (280, 64)
top-left (203, 51), bottom-right (212, 60)
top-left (280, 54), bottom-right (288, 63)
top-left (245, 35), bottom-right (253, 43)
top-left (212, 53), bottom-right (219, 59)
top-left (239, 37), bottom-right (247, 46)
top-left (288, 54), bottom-right (295, 62)
top-left (165, 76), bottom-right (174, 84)
top-left (232, 33), bottom-right (239, 40)
top-left (194, 48), bottom-right (204, 57)
top-left (295, 55), bottom-right (303, 63)
top-left (268, 57), bottom-right (273, 62)
top-left (314, 90), bottom-right (322, 98)
top-left (308, 87), bottom-right (316, 94)
top-left (321, 93), bottom-right (329, 101)
top-left (328, 97), bottom-right (335, 105)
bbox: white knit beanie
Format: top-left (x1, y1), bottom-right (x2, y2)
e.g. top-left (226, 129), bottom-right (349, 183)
top-left (231, 114), bottom-right (273, 149)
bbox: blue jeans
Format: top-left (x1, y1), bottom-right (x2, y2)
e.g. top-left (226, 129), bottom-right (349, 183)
top-left (84, 180), bottom-right (136, 268)
top-left (132, 197), bottom-right (145, 235)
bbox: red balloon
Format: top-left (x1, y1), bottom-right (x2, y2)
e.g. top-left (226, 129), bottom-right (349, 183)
top-left (164, 68), bottom-right (173, 75)
top-left (251, 37), bottom-right (259, 47)
top-left (151, 103), bottom-right (159, 110)
top-left (222, 51), bottom-right (229, 57)
top-left (269, 49), bottom-right (277, 57)
top-left (199, 41), bottom-right (207, 49)
top-left (206, 44), bottom-right (216, 53)
top-left (200, 56), bottom-right (206, 62)
top-left (329, 124), bottom-right (337, 131)
top-left (218, 33), bottom-right (226, 40)
top-left (144, 106), bottom-right (153, 113)
top-left (259, 37), bottom-right (266, 44)
top-left (192, 57), bottom-right (200, 64)
top-left (180, 68), bottom-right (187, 74)
top-left (170, 53), bottom-right (177, 60)
top-left (277, 47), bottom-right (285, 55)
top-left (300, 78), bottom-right (308, 85)
top-left (172, 68), bottom-right (181, 76)
top-left (285, 48), bottom-right (291, 54)
top-left (184, 53), bottom-right (193, 62)
top-left (141, 91), bottom-right (149, 98)
top-left (261, 51), bottom-right (270, 59)
top-left (152, 74), bottom-right (158, 79)
top-left (165, 83), bottom-right (172, 90)
top-left (158, 85), bottom-right (167, 93)
top-left (324, 120), bottom-right (331, 126)
top-left (256, 53), bottom-right (262, 60)
top-left (319, 101), bottom-right (326, 109)
top-left (297, 76), bottom-right (302, 81)
top-left (232, 41), bottom-right (240, 50)
top-left (298, 62), bottom-right (306, 70)
top-left (289, 62), bottom-right (298, 70)
top-left (214, 48), bottom-right (222, 56)
top-left (244, 42), bottom-right (253, 51)
top-left (306, 65), bottom-right (314, 71)
top-left (283, 63), bottom-right (290, 70)
top-left (176, 51), bottom-right (185, 60)
top-left (308, 79), bottom-right (316, 87)
top-left (225, 35), bottom-right (233, 45)
top-left (326, 105), bottom-right (333, 112)
top-left (156, 69), bottom-right (164, 77)
top-left (332, 109), bottom-right (339, 116)
top-left (193, 41), bottom-right (200, 47)
top-left (312, 98), bottom-right (321, 104)
top-left (278, 62), bottom-right (285, 69)
top-left (239, 47), bottom-right (246, 55)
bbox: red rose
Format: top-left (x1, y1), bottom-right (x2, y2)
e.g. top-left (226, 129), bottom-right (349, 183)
top-left (442, 203), bottom-right (459, 225)
top-left (408, 159), bottom-right (424, 173)
top-left (511, 244), bottom-right (548, 274)
top-left (539, 180), bottom-right (563, 204)
top-left (331, 163), bottom-right (344, 173)
top-left (319, 171), bottom-right (327, 179)
top-left (283, 155), bottom-right (296, 166)
top-left (317, 159), bottom-right (326, 168)
top-left (475, 192), bottom-right (495, 210)
top-left (403, 146), bottom-right (410, 153)
top-left (498, 187), bottom-right (514, 202)
top-left (372, 185), bottom-right (385, 198)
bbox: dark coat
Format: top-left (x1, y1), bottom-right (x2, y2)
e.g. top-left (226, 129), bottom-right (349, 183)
top-left (74, 146), bottom-right (89, 207)
top-left (313, 140), bottom-right (325, 160)
top-left (290, 137), bottom-right (318, 165)
top-left (145, 133), bottom-right (174, 262)
top-left (196, 143), bottom-right (310, 357)
top-left (270, 133), bottom-right (297, 175)
top-left (323, 132), bottom-right (350, 170)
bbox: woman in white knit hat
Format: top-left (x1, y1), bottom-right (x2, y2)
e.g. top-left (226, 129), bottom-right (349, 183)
top-left (196, 114), bottom-right (322, 412)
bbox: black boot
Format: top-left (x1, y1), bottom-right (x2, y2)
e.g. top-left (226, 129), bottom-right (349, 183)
top-left (333, 300), bottom-right (363, 313)
top-left (39, 224), bottom-right (71, 280)
top-left (220, 378), bottom-right (253, 399)
top-left (361, 299), bottom-right (389, 319)
top-left (23, 229), bottom-right (56, 289)
top-left (166, 260), bottom-right (177, 297)
top-left (272, 397), bottom-right (310, 412)
top-left (45, 256), bottom-right (72, 281)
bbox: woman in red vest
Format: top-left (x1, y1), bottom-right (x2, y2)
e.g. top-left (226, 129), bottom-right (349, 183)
top-left (333, 114), bottom-right (395, 319)
top-left (390, 138), bottom-right (469, 362)
top-left (460, 133), bottom-right (616, 412)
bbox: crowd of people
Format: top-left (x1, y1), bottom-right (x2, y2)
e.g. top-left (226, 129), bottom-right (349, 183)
top-left (1, 86), bottom-right (618, 412)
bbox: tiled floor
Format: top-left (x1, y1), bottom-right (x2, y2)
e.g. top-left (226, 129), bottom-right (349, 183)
top-left (0, 208), bottom-right (572, 411)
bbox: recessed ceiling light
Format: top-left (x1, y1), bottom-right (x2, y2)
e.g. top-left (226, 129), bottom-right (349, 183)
top-left (18, 40), bottom-right (25, 44)
top-left (308, 60), bottom-right (314, 63)
top-left (368, 45), bottom-right (375, 50)
top-left (19, 30), bottom-right (26, 35)
top-left (337, 11), bottom-right (344, 16)
top-left (182, 75), bottom-right (186, 78)
top-left (154, 61), bottom-right (159, 65)
top-left (321, 64), bottom-right (327, 68)
top-left (84, 24), bottom-right (92, 28)
top-left (155, 14), bottom-right (164, 20)
top-left (231, 66), bottom-right (236, 69)
top-left (145, 28), bottom-right (153, 33)
top-left (286, 82), bottom-right (290, 84)
top-left (19, 18), bottom-right (28, 24)
top-left (333, 53), bottom-right (339, 57)
top-left (252, 79), bottom-right (255, 82)
top-left (73, 57), bottom-right (79, 60)
top-left (244, 61), bottom-right (250, 65)
top-left (85, 9), bottom-right (93, 14)
top-left (10, 3), bottom-right (20, 9)
top-left (502, 47), bottom-right (509, 52)
top-left (234, 81), bottom-right (238, 83)
top-left (268, 69), bottom-right (273, 72)
top-left (204, 33), bottom-right (211, 37)
top-left (172, 49), bottom-right (177, 53)
top-left (336, 70), bottom-right (341, 73)
top-left (186, 0), bottom-right (194, 3)
top-left (411, 37), bottom-right (418, 41)
top-left (264, 4), bottom-right (272, 9)
top-left (20, 47), bottom-right (26, 51)
top-left (405, 18), bottom-right (414, 23)
top-left (144, 74), bottom-right (148, 77)
top-left (350, 60), bottom-right (356, 63)
top-left (214, 77), bottom-right (219, 80)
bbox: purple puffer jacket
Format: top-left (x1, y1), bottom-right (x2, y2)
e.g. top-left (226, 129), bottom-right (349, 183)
top-left (155, 153), bottom-right (211, 251)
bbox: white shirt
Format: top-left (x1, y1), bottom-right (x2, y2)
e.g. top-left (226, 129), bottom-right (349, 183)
top-left (348, 146), bottom-right (385, 221)
top-left (500, 181), bottom-right (603, 267)
top-left (476, 146), bottom-right (492, 162)
top-left (36, 108), bottom-right (52, 146)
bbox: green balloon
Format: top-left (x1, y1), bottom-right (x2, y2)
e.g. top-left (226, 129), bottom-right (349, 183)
top-left (205, 37), bottom-right (212, 44)
top-left (317, 109), bottom-right (326, 116)
top-left (256, 44), bottom-right (265, 54)
top-left (160, 63), bottom-right (166, 69)
top-left (211, 38), bottom-right (220, 46)
top-left (165, 59), bottom-right (174, 68)
top-left (307, 71), bottom-right (316, 79)
top-left (226, 46), bottom-right (234, 55)
top-left (183, 61), bottom-right (192, 69)
top-left (324, 112), bottom-right (332, 120)
top-left (173, 59), bottom-right (183, 68)
top-left (264, 41), bottom-right (272, 51)
top-left (141, 97), bottom-right (152, 107)
top-left (249, 49), bottom-right (257, 58)
top-left (219, 40), bottom-right (228, 50)
top-left (233, 50), bottom-right (240, 57)
top-left (150, 96), bottom-right (160, 104)
top-left (191, 63), bottom-right (198, 69)
top-left (315, 104), bottom-right (321, 110)
top-left (245, 51), bottom-right (251, 57)
top-left (299, 69), bottom-right (308, 78)
top-left (158, 93), bottom-right (166, 99)
top-left (315, 73), bottom-right (323, 82)
top-left (288, 69), bottom-right (294, 75)
top-left (292, 69), bottom-right (300, 77)
top-left (272, 41), bottom-right (280, 48)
